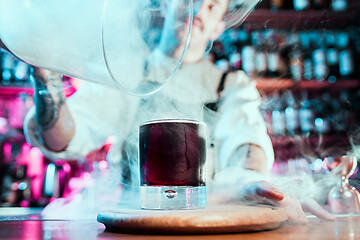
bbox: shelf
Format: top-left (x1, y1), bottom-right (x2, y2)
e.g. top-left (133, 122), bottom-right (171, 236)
top-left (236, 9), bottom-right (360, 29)
top-left (271, 134), bottom-right (351, 161)
top-left (0, 80), bottom-right (76, 97)
top-left (270, 134), bottom-right (349, 147)
top-left (2, 79), bottom-right (357, 96)
top-left (0, 83), bottom-right (33, 96)
top-left (256, 79), bottom-right (360, 92)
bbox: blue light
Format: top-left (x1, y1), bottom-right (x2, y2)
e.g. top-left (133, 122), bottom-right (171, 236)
top-left (315, 118), bottom-right (324, 126)
top-left (2, 70), bottom-right (11, 80)
top-left (328, 75), bottom-right (337, 84)
top-left (18, 182), bottom-right (27, 191)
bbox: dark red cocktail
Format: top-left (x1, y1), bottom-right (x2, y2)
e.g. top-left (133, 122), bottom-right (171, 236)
top-left (139, 119), bottom-right (207, 209)
top-left (140, 119), bottom-right (206, 186)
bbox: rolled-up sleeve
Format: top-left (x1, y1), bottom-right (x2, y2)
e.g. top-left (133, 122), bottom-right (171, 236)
top-left (214, 71), bottom-right (274, 173)
top-left (24, 82), bottom-right (139, 161)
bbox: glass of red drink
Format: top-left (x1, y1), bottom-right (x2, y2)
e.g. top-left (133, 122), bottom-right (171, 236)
top-left (139, 119), bottom-right (207, 209)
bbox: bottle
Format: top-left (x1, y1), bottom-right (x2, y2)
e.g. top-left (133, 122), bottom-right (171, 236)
top-left (314, 93), bottom-right (331, 134)
top-left (260, 95), bottom-right (274, 135)
top-left (271, 93), bottom-right (286, 136)
top-left (270, 0), bottom-right (284, 11)
top-left (1, 51), bottom-right (16, 85)
top-left (229, 50), bottom-right (242, 71)
top-left (325, 31), bottom-right (339, 82)
top-left (288, 34), bottom-right (304, 82)
top-left (226, 30), bottom-right (241, 71)
top-left (242, 45), bottom-right (256, 78)
top-left (299, 91), bottom-right (315, 134)
top-left (303, 52), bottom-right (313, 80)
top-left (285, 91), bottom-right (300, 136)
top-left (337, 32), bottom-right (355, 79)
top-left (294, 0), bottom-right (310, 11)
top-left (254, 31), bottom-right (268, 77)
top-left (300, 32), bottom-right (313, 80)
top-left (215, 59), bottom-right (230, 73)
top-left (266, 33), bottom-right (282, 78)
top-left (331, 0), bottom-right (347, 11)
top-left (312, 48), bottom-right (328, 81)
top-left (14, 61), bottom-right (30, 85)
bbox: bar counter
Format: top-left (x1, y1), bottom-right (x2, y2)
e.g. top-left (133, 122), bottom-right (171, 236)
top-left (0, 208), bottom-right (359, 240)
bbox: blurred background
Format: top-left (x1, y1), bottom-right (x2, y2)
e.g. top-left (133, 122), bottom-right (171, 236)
top-left (0, 0), bottom-right (360, 207)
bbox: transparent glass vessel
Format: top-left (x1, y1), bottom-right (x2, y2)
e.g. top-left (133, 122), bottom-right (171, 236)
top-left (325, 155), bottom-right (360, 214)
top-left (139, 119), bottom-right (207, 209)
top-left (0, 0), bottom-right (194, 95)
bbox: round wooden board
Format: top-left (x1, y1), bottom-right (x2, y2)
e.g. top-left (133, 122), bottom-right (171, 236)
top-left (97, 204), bottom-right (288, 234)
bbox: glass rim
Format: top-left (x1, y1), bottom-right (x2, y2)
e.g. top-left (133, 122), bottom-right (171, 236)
top-left (140, 119), bottom-right (206, 126)
top-left (324, 155), bottom-right (357, 160)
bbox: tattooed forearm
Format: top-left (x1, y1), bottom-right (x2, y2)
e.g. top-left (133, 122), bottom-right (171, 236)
top-left (33, 73), bottom-right (65, 131)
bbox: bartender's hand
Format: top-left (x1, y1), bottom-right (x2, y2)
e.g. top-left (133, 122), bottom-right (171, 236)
top-left (242, 181), bottom-right (335, 224)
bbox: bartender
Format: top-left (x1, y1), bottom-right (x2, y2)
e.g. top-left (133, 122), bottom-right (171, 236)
top-left (1, 0), bottom-right (334, 223)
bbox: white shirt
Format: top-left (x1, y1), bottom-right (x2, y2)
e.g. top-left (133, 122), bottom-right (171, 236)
top-left (24, 60), bottom-right (274, 185)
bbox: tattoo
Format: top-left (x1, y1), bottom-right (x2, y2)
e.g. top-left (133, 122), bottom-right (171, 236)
top-left (246, 144), bottom-right (251, 159)
top-left (33, 73), bottom-right (65, 131)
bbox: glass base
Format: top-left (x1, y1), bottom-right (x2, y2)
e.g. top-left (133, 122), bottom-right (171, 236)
top-left (140, 186), bottom-right (206, 210)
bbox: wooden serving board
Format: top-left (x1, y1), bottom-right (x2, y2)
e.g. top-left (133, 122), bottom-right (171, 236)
top-left (97, 204), bottom-right (288, 234)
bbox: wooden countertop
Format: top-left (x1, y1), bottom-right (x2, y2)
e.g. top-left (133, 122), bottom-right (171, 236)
top-left (0, 209), bottom-right (359, 239)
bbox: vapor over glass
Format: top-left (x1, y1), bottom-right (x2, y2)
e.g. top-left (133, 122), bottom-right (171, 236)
top-left (139, 119), bottom-right (207, 209)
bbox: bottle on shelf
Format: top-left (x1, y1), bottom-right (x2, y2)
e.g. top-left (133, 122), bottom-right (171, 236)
top-left (260, 94), bottom-right (274, 136)
top-left (284, 91), bottom-right (300, 136)
top-left (336, 32), bottom-right (355, 79)
top-left (299, 32), bottom-right (313, 81)
top-left (288, 33), bottom-right (304, 82)
top-left (294, 0), bottom-right (310, 11)
top-left (270, 0), bottom-right (285, 11)
top-left (229, 49), bottom-right (242, 71)
top-left (325, 31), bottom-right (340, 83)
top-left (271, 93), bottom-right (286, 136)
top-left (312, 47), bottom-right (329, 81)
top-left (1, 51), bottom-right (16, 85)
top-left (299, 91), bottom-right (315, 135)
top-left (14, 61), bottom-right (30, 85)
top-left (253, 31), bottom-right (268, 77)
top-left (314, 93), bottom-right (331, 134)
top-left (331, 0), bottom-right (347, 11)
top-left (266, 32), bottom-right (282, 78)
top-left (241, 45), bottom-right (256, 78)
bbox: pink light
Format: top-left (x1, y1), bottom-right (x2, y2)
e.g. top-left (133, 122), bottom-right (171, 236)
top-left (29, 147), bottom-right (44, 201)
top-left (99, 160), bottom-right (108, 171)
top-left (20, 200), bottom-right (29, 207)
top-left (3, 142), bottom-right (12, 163)
top-left (62, 163), bottom-right (71, 173)
top-left (84, 172), bottom-right (91, 179)
top-left (322, 160), bottom-right (328, 169)
top-left (105, 135), bottom-right (116, 145)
